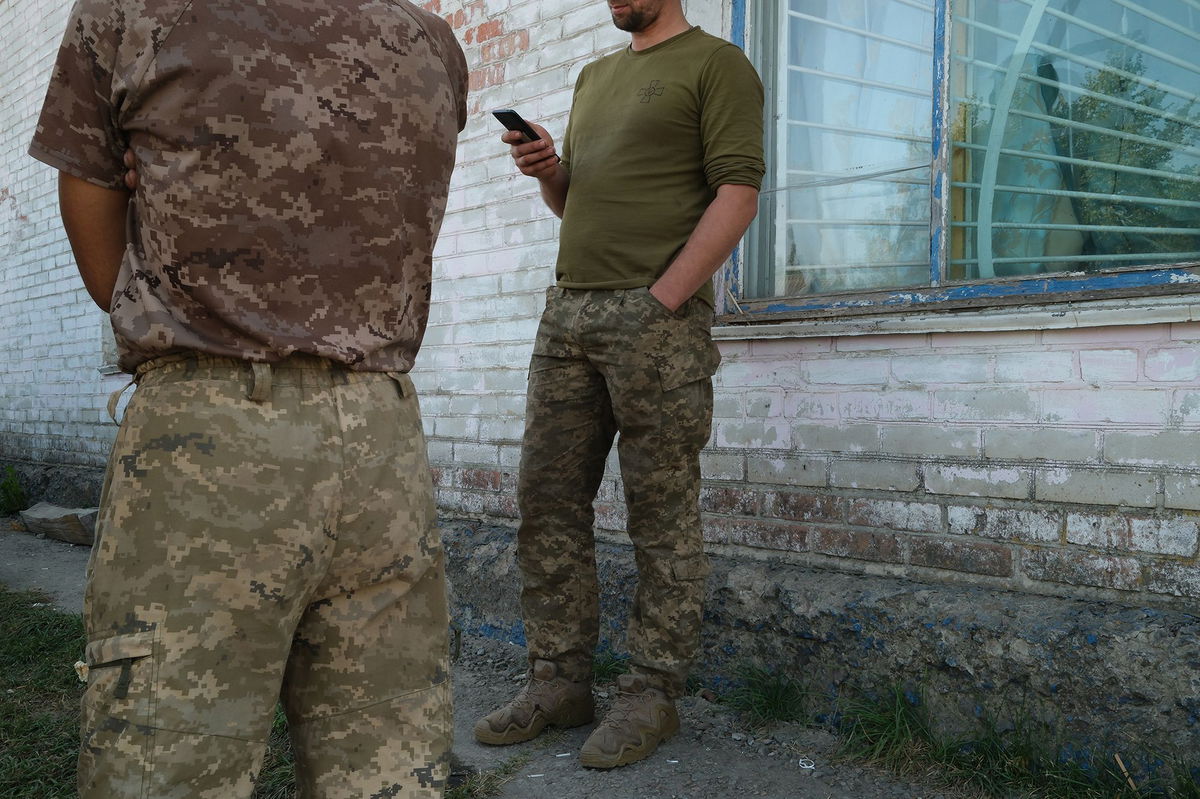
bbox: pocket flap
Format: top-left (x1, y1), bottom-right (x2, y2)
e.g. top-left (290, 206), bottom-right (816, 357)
top-left (671, 556), bottom-right (711, 581)
top-left (86, 629), bottom-right (156, 668)
top-left (656, 341), bottom-right (722, 393)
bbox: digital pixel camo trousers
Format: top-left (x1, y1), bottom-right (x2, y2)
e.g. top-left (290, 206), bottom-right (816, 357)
top-left (517, 287), bottom-right (721, 699)
top-left (79, 353), bottom-right (450, 799)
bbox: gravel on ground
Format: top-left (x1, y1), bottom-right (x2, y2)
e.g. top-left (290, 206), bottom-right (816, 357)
top-left (451, 634), bottom-right (967, 799)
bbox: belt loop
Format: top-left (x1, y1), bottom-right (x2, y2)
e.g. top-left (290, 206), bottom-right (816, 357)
top-left (248, 362), bottom-right (272, 403)
top-left (106, 379), bottom-right (136, 424)
top-left (386, 371), bottom-right (411, 398)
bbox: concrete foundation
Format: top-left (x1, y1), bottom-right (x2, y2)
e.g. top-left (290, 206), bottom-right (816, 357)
top-left (442, 518), bottom-right (1200, 764)
top-left (8, 463), bottom-right (1197, 764)
top-left (1, 460), bottom-right (105, 510)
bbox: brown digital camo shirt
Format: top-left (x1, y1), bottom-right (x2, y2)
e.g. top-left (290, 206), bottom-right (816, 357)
top-left (30, 0), bottom-right (468, 373)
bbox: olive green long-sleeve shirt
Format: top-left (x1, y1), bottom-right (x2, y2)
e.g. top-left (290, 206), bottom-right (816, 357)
top-left (557, 27), bottom-right (765, 307)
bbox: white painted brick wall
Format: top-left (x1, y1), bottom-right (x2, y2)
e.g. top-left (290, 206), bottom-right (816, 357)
top-left (1, 0), bottom-right (129, 470)
top-left (4, 0), bottom-right (1200, 607)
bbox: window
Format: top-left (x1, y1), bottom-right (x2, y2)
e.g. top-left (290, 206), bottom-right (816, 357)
top-left (738, 0), bottom-right (1200, 314)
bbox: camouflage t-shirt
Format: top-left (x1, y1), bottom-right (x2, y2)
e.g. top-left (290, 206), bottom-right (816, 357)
top-left (30, 0), bottom-right (468, 373)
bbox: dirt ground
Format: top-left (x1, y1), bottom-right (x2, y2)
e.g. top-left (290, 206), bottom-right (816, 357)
top-left (450, 633), bottom-right (964, 799)
top-left (2, 520), bottom-right (965, 798)
top-left (0, 523), bottom-right (89, 613)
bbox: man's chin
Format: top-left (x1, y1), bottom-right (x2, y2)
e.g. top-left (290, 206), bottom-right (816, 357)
top-left (611, 15), bottom-right (643, 32)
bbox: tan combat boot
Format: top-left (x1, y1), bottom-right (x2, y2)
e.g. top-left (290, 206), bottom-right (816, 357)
top-left (473, 659), bottom-right (595, 745)
top-left (579, 673), bottom-right (679, 769)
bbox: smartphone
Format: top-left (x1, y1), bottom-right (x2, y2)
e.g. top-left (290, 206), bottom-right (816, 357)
top-left (491, 109), bottom-right (542, 143)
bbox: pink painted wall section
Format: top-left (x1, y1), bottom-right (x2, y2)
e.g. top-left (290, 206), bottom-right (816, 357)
top-left (687, 323), bottom-right (1200, 607)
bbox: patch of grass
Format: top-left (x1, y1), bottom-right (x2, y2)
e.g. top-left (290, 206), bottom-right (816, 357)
top-left (0, 587), bottom-right (85, 798)
top-left (591, 647), bottom-right (631, 683)
top-left (837, 684), bottom-right (933, 767)
top-left (445, 752), bottom-right (532, 799)
top-left (722, 662), bottom-right (807, 728)
top-left (836, 683), bottom-right (1200, 798)
top-left (1171, 765), bottom-right (1200, 799)
top-left (0, 467), bottom-right (27, 514)
top-left (252, 706), bottom-right (296, 799)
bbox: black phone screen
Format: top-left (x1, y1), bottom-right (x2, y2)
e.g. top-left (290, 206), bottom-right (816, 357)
top-left (491, 109), bottom-right (541, 143)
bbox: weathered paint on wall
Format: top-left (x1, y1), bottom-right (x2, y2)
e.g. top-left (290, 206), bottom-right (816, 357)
top-left (414, 0), bottom-right (1200, 612)
top-left (2, 0), bottom-right (1199, 615)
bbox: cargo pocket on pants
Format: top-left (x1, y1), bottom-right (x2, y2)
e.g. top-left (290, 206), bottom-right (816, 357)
top-left (84, 629), bottom-right (157, 704)
top-left (655, 340), bottom-right (722, 393)
top-left (79, 628), bottom-right (159, 795)
top-left (670, 556), bottom-right (711, 583)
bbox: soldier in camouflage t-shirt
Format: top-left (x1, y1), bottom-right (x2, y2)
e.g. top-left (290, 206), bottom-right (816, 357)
top-left (30, 1), bottom-right (467, 796)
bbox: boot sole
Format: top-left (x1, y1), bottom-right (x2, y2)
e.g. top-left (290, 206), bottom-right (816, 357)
top-left (473, 707), bottom-right (595, 746)
top-left (578, 710), bottom-right (680, 769)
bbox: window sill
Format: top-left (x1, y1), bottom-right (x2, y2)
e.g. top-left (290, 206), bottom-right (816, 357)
top-left (713, 292), bottom-right (1200, 341)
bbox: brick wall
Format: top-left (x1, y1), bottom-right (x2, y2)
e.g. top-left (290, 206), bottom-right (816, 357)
top-left (4, 0), bottom-right (1199, 611)
top-left (694, 325), bottom-right (1200, 603)
top-left (414, 0), bottom-right (1199, 614)
top-left (0, 0), bottom-right (129, 471)
top-left (428, 309), bottom-right (1200, 609)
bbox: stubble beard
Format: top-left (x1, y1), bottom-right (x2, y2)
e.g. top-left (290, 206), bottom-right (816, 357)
top-left (611, 4), bottom-right (659, 33)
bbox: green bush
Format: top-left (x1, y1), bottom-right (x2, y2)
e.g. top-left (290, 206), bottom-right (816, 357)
top-left (0, 467), bottom-right (27, 514)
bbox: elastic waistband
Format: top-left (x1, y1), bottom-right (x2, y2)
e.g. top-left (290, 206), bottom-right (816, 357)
top-left (134, 352), bottom-right (409, 392)
top-left (135, 351), bottom-right (358, 377)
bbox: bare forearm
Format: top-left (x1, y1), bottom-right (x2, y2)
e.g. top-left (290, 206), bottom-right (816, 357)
top-left (502, 125), bottom-right (570, 218)
top-left (650, 184), bottom-right (759, 311)
top-left (58, 173), bottom-right (129, 312)
top-left (539, 168), bottom-right (571, 219)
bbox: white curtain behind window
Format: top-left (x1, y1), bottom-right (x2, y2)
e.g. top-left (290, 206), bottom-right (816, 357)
top-left (769, 0), bottom-right (936, 297)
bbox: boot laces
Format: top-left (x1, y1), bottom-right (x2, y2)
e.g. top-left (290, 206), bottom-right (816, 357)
top-left (512, 674), bottom-right (556, 713)
top-left (599, 687), bottom-right (647, 730)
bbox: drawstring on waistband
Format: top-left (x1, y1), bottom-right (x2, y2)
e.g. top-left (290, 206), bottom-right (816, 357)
top-left (248, 362), bottom-right (272, 403)
top-left (386, 371), bottom-right (412, 398)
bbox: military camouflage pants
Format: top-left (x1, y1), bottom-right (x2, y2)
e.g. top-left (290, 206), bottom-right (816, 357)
top-left (80, 353), bottom-right (450, 798)
top-left (518, 287), bottom-right (721, 699)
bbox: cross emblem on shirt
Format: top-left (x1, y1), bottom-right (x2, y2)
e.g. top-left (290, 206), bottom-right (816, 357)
top-left (637, 80), bottom-right (665, 103)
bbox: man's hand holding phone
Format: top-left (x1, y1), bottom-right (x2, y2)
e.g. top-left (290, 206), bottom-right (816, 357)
top-left (492, 109), bottom-right (560, 181)
top-left (493, 109), bottom-right (569, 218)
top-left (503, 122), bottom-right (560, 180)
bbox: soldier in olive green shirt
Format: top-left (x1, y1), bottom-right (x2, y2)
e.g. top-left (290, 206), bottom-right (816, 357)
top-left (474, 0), bottom-right (765, 770)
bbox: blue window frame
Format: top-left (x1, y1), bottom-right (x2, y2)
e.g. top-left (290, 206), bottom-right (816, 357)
top-left (729, 0), bottom-right (1200, 319)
